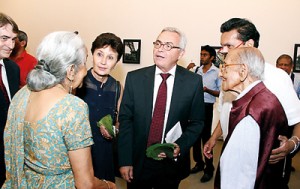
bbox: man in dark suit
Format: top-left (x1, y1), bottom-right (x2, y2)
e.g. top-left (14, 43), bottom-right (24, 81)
top-left (0, 13), bottom-right (20, 187)
top-left (118, 27), bottom-right (205, 189)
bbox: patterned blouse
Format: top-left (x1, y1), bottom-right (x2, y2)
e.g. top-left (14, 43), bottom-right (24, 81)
top-left (2, 87), bottom-right (94, 189)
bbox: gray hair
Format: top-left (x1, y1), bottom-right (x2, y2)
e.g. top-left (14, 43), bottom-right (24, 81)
top-left (161, 27), bottom-right (187, 50)
top-left (27, 31), bottom-right (87, 91)
top-left (228, 47), bottom-right (265, 80)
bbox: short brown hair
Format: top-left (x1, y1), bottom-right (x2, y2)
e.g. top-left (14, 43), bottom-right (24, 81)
top-left (0, 12), bottom-right (19, 34)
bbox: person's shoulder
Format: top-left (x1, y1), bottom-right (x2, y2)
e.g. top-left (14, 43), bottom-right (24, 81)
top-left (264, 62), bottom-right (290, 80)
top-left (14, 85), bottom-right (28, 96)
top-left (179, 65), bottom-right (198, 75)
top-left (206, 64), bottom-right (220, 77)
top-left (3, 58), bottom-right (19, 67)
top-left (127, 65), bottom-right (155, 78)
top-left (249, 83), bottom-right (279, 105)
top-left (67, 94), bottom-right (88, 108)
top-left (130, 65), bottom-right (154, 73)
top-left (3, 58), bottom-right (20, 73)
top-left (294, 72), bottom-right (300, 79)
top-left (24, 51), bottom-right (37, 62)
top-left (265, 62), bottom-right (285, 75)
top-left (10, 86), bottom-right (30, 105)
top-left (107, 75), bottom-right (117, 82)
top-left (210, 64), bottom-right (220, 71)
top-left (177, 65), bottom-right (202, 82)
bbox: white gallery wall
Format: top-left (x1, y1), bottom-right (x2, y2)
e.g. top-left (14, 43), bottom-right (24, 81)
top-left (2, 0), bottom-right (300, 84)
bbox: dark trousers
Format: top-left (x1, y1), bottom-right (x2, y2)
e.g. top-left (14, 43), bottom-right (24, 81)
top-left (282, 156), bottom-right (292, 189)
top-left (192, 103), bottom-right (214, 173)
top-left (91, 138), bottom-right (115, 182)
top-left (0, 149), bottom-right (5, 187)
top-left (127, 158), bottom-right (181, 189)
top-left (281, 125), bottom-right (295, 189)
top-left (0, 130), bottom-right (6, 187)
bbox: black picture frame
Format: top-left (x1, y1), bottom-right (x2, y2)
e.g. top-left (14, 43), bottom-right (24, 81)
top-left (293, 44), bottom-right (300, 72)
top-left (123, 39), bottom-right (141, 64)
top-left (211, 46), bottom-right (222, 68)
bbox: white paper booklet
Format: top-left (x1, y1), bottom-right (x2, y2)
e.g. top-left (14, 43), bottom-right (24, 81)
top-left (165, 121), bottom-right (182, 143)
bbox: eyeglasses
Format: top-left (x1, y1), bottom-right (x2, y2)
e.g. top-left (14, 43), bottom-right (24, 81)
top-left (217, 41), bottom-right (245, 64)
top-left (153, 41), bottom-right (181, 51)
top-left (220, 62), bottom-right (242, 73)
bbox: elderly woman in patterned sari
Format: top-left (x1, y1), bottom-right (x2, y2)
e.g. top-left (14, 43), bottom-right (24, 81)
top-left (2, 31), bottom-right (115, 189)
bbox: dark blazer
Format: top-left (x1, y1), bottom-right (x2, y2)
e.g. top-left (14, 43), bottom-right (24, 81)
top-left (118, 65), bottom-right (205, 181)
top-left (0, 58), bottom-right (20, 185)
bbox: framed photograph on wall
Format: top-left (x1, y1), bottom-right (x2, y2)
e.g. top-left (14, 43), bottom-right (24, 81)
top-left (293, 44), bottom-right (300, 72)
top-left (123, 39), bottom-right (141, 64)
top-left (211, 46), bottom-right (222, 68)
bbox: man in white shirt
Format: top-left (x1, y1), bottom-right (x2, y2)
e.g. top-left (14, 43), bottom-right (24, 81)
top-left (118, 27), bottom-right (205, 189)
top-left (203, 18), bottom-right (300, 189)
top-left (190, 45), bottom-right (221, 183)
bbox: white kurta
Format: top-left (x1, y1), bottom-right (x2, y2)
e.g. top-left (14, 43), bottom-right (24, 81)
top-left (220, 81), bottom-right (261, 189)
top-left (220, 116), bottom-right (260, 189)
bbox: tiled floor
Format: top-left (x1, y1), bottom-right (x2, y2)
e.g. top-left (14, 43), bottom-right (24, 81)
top-left (116, 140), bottom-right (300, 189)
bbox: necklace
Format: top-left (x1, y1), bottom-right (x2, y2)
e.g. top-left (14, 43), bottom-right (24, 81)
top-left (99, 76), bottom-right (107, 83)
top-left (100, 79), bottom-right (106, 88)
top-left (91, 69), bottom-right (108, 86)
top-left (93, 75), bottom-right (107, 88)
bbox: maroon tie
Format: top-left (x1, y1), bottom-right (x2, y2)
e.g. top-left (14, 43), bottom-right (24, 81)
top-left (0, 64), bottom-right (10, 104)
top-left (147, 73), bottom-right (171, 146)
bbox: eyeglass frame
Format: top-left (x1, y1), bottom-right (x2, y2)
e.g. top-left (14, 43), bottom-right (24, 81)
top-left (153, 40), bottom-right (181, 51)
top-left (219, 62), bottom-right (243, 73)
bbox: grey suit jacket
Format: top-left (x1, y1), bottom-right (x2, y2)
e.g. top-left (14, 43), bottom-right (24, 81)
top-left (118, 65), bottom-right (205, 180)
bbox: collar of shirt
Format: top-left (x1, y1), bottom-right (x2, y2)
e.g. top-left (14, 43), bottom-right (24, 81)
top-left (0, 59), bottom-right (4, 67)
top-left (153, 65), bottom-right (176, 98)
top-left (14, 50), bottom-right (27, 62)
top-left (0, 59), bottom-right (11, 100)
top-left (199, 64), bottom-right (219, 73)
top-left (236, 80), bottom-right (262, 100)
top-left (155, 65), bottom-right (176, 77)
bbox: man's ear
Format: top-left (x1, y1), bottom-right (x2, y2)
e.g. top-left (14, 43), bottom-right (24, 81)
top-left (239, 64), bottom-right (248, 82)
top-left (245, 39), bottom-right (254, 47)
top-left (20, 40), bottom-right (27, 47)
top-left (178, 49), bottom-right (185, 60)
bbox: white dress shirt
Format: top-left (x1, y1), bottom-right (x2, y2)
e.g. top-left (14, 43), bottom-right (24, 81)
top-left (153, 65), bottom-right (176, 143)
top-left (0, 59), bottom-right (12, 100)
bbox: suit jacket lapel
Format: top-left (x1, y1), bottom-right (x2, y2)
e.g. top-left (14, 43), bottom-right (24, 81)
top-left (166, 66), bottom-right (185, 132)
top-left (142, 66), bottom-right (156, 134)
top-left (291, 72), bottom-right (295, 83)
top-left (4, 59), bottom-right (19, 96)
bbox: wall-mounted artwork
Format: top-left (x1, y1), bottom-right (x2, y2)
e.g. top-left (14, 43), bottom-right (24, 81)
top-left (123, 39), bottom-right (141, 64)
top-left (293, 44), bottom-right (300, 72)
top-left (211, 46), bottom-right (222, 68)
